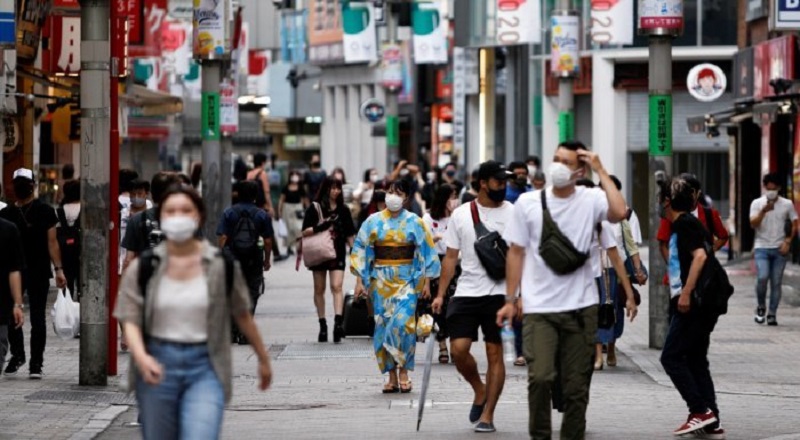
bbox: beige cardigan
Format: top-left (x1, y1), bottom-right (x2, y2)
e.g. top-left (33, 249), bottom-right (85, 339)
top-left (114, 241), bottom-right (252, 403)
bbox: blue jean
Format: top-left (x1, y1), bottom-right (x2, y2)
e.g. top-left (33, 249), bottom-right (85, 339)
top-left (755, 248), bottom-right (788, 315)
top-left (660, 298), bottom-right (719, 422)
top-left (136, 340), bottom-right (225, 440)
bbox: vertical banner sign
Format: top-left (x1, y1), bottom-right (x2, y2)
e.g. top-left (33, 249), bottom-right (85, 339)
top-left (247, 50), bottom-right (270, 96)
top-left (638, 0), bottom-right (683, 33)
top-left (16, 0), bottom-right (51, 64)
top-left (1, 48), bottom-right (16, 113)
top-left (162, 20), bottom-right (192, 76)
top-left (558, 112), bottom-right (574, 142)
top-left (49, 16), bottom-right (81, 75)
top-left (773, 0), bottom-right (800, 31)
top-left (342, 1), bottom-right (377, 63)
top-left (201, 92), bottom-right (220, 140)
top-left (649, 95), bottom-right (672, 156)
top-left (308, 0), bottom-right (344, 64)
top-left (590, 0), bottom-right (634, 45)
top-left (220, 80), bottom-right (237, 134)
top-left (193, 0), bottom-right (228, 58)
top-left (412, 1), bottom-right (448, 64)
top-left (496, 0), bottom-right (542, 45)
top-left (551, 15), bottom-right (580, 78)
top-left (0, 0), bottom-right (15, 47)
top-left (381, 43), bottom-right (403, 90)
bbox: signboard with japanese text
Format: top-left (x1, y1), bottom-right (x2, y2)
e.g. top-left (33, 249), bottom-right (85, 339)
top-left (308, 0), bottom-right (344, 64)
top-left (0, 48), bottom-right (15, 114)
top-left (43, 16), bottom-right (81, 75)
top-left (193, 0), bottom-right (229, 58)
top-left (412, 1), bottom-right (448, 64)
top-left (649, 95), bottom-right (672, 156)
top-left (0, 0), bottom-right (15, 47)
top-left (773, 0), bottom-right (800, 31)
top-left (201, 91), bottom-right (220, 140)
top-left (496, 0), bottom-right (542, 45)
top-left (551, 14), bottom-right (580, 78)
top-left (342, 1), bottom-right (377, 63)
top-left (753, 35), bottom-right (796, 100)
top-left (130, 0), bottom-right (167, 58)
top-left (590, 0), bottom-right (633, 45)
top-left (220, 80), bottom-right (238, 135)
top-left (16, 0), bottom-right (51, 64)
top-left (637, 0), bottom-right (683, 35)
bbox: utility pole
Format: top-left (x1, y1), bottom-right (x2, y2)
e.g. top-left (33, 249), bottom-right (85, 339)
top-left (553, 1), bottom-right (579, 142)
top-left (638, 2), bottom-right (682, 349)
top-left (79, 0), bottom-right (110, 386)
top-left (201, 60), bottom-right (223, 241)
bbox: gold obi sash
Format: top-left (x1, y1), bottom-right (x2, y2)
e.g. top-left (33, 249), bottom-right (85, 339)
top-left (374, 242), bottom-right (416, 266)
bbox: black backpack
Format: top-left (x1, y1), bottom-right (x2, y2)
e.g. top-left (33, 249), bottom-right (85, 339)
top-left (251, 171), bottom-right (268, 209)
top-left (229, 207), bottom-right (262, 260)
top-left (56, 207), bottom-right (81, 263)
top-left (139, 208), bottom-right (164, 249)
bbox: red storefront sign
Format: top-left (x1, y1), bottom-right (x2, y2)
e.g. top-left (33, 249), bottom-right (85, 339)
top-left (42, 16), bottom-right (81, 75)
top-left (52, 0), bottom-right (79, 10)
top-left (753, 35), bottom-right (796, 101)
top-left (129, 0), bottom-right (166, 58)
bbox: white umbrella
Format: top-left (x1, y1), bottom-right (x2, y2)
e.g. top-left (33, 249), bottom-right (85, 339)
top-left (416, 329), bottom-right (437, 432)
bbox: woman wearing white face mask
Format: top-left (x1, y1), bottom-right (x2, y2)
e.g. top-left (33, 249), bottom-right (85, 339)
top-left (353, 168), bottom-right (380, 213)
top-left (351, 179), bottom-right (441, 393)
top-left (279, 170), bottom-right (309, 256)
top-left (115, 185), bottom-right (272, 440)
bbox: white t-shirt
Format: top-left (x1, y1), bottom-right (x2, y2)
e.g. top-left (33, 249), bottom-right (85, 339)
top-left (591, 221), bottom-right (618, 278)
top-left (627, 210), bottom-right (643, 244)
top-left (423, 213), bottom-right (450, 256)
top-left (750, 196), bottom-right (798, 249)
top-left (60, 203), bottom-right (81, 227)
top-left (151, 275), bottom-right (209, 343)
top-left (443, 200), bottom-right (515, 297)
top-left (503, 187), bottom-right (610, 314)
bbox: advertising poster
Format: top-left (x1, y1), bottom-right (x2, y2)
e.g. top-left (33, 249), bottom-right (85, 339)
top-left (16, 0), bottom-right (51, 64)
top-left (496, 0), bottom-right (541, 45)
top-left (638, 0), bottom-right (683, 32)
top-left (220, 79), bottom-right (237, 135)
top-left (162, 19), bottom-right (192, 76)
top-left (590, 0), bottom-right (633, 45)
top-left (381, 42), bottom-right (403, 90)
top-left (550, 15), bottom-right (580, 78)
top-left (412, 1), bottom-right (448, 64)
top-left (193, 0), bottom-right (228, 58)
top-left (246, 50), bottom-right (270, 97)
top-left (686, 63), bottom-right (726, 102)
top-left (308, 0), bottom-right (344, 64)
top-left (342, 1), bottom-right (377, 63)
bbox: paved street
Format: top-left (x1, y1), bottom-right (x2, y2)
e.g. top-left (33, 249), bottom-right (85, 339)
top-left (2, 248), bottom-right (800, 440)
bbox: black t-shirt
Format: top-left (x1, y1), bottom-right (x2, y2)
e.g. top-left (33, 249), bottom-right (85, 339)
top-left (0, 218), bottom-right (25, 322)
top-left (0, 199), bottom-right (57, 277)
top-left (282, 185), bottom-right (306, 204)
top-left (302, 202), bottom-right (356, 269)
top-left (121, 207), bottom-right (162, 254)
top-left (672, 213), bottom-right (711, 287)
top-left (304, 170), bottom-right (327, 200)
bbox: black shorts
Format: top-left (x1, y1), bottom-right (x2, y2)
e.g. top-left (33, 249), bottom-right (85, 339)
top-left (446, 295), bottom-right (505, 344)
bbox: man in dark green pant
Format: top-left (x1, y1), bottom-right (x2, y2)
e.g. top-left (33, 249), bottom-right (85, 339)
top-left (498, 141), bottom-right (629, 439)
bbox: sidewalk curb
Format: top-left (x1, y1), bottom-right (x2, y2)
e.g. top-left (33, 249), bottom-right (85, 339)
top-left (67, 405), bottom-right (129, 440)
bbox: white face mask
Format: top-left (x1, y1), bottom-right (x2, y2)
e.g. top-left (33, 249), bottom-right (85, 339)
top-left (548, 162), bottom-right (576, 189)
top-left (370, 174), bottom-right (379, 183)
top-left (766, 190), bottom-right (779, 201)
top-left (527, 165), bottom-right (537, 176)
top-left (161, 216), bottom-right (198, 243)
top-left (290, 176), bottom-right (300, 183)
top-left (399, 169), bottom-right (410, 177)
top-left (385, 194), bottom-right (404, 212)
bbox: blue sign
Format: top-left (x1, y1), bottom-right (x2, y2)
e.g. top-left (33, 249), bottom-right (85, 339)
top-left (0, 0), bottom-right (15, 46)
top-left (280, 10), bottom-right (307, 64)
top-left (775, 0), bottom-right (800, 30)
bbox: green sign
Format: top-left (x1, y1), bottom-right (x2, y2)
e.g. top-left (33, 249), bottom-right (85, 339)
top-left (649, 94), bottom-right (672, 156)
top-left (202, 92), bottom-right (221, 141)
top-left (558, 111), bottom-right (574, 143)
top-left (386, 115), bottom-right (399, 148)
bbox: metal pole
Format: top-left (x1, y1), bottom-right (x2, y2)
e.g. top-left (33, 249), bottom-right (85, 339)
top-left (647, 36), bottom-right (674, 349)
top-left (201, 60), bottom-right (223, 241)
top-left (385, 0), bottom-right (399, 171)
top-left (555, 0), bottom-right (576, 142)
top-left (79, 0), bottom-right (110, 386)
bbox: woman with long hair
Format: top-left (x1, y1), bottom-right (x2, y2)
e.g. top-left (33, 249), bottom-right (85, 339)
top-left (279, 170), bottom-right (309, 256)
top-left (351, 179), bottom-right (441, 393)
top-left (114, 185), bottom-right (272, 439)
top-left (421, 184), bottom-right (460, 364)
top-left (301, 177), bottom-right (357, 343)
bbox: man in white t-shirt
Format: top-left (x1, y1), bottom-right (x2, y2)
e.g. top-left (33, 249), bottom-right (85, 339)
top-left (497, 141), bottom-right (628, 440)
top-left (431, 160), bottom-right (515, 434)
top-left (749, 172), bottom-right (798, 326)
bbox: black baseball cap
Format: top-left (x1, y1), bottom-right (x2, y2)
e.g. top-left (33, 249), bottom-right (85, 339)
top-left (478, 160), bottom-right (513, 181)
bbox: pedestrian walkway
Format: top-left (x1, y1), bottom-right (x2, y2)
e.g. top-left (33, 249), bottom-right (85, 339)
top-left (3, 247), bottom-right (800, 439)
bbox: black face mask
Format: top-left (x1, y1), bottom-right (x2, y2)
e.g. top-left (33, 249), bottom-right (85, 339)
top-left (488, 187), bottom-right (506, 203)
top-left (13, 181), bottom-right (34, 200)
top-left (311, 162), bottom-right (321, 169)
top-left (515, 176), bottom-right (528, 188)
top-left (445, 170), bottom-right (456, 178)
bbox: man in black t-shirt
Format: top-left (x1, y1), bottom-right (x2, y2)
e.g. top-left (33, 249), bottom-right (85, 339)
top-left (0, 218), bottom-right (25, 375)
top-left (304, 154), bottom-right (327, 201)
top-left (121, 172), bottom-right (178, 272)
top-left (0, 168), bottom-right (66, 379)
top-left (658, 177), bottom-right (723, 438)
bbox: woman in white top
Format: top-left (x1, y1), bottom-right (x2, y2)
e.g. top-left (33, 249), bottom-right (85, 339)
top-left (115, 186), bottom-right (272, 440)
top-left (353, 168), bottom-right (380, 212)
top-left (421, 183), bottom-right (461, 364)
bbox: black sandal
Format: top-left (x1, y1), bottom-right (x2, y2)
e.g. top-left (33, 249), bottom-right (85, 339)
top-left (382, 383), bottom-right (399, 394)
top-left (438, 347), bottom-right (449, 364)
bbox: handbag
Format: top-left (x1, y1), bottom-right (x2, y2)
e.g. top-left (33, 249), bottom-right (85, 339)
top-left (692, 243), bottom-right (735, 315)
top-left (538, 190), bottom-right (590, 275)
top-left (620, 219), bottom-right (648, 288)
top-left (470, 201), bottom-right (508, 280)
top-left (597, 229), bottom-right (617, 330)
top-left (299, 202), bottom-right (337, 268)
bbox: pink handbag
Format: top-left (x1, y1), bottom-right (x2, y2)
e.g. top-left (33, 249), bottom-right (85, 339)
top-left (298, 202), bottom-right (337, 269)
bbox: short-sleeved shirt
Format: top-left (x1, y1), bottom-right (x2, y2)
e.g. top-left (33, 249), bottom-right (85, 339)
top-left (121, 207), bottom-right (161, 254)
top-left (0, 218), bottom-right (25, 322)
top-left (304, 170), bottom-right (327, 200)
top-left (750, 196), bottom-right (798, 249)
top-left (281, 185), bottom-right (306, 204)
top-left (422, 213), bottom-right (451, 256)
top-left (668, 213), bottom-right (710, 298)
top-left (503, 187), bottom-right (609, 314)
top-left (657, 206), bottom-right (728, 245)
top-left (0, 199), bottom-right (58, 277)
top-left (444, 201), bottom-right (515, 298)
top-left (216, 203), bottom-right (274, 240)
top-left (591, 222), bottom-right (619, 278)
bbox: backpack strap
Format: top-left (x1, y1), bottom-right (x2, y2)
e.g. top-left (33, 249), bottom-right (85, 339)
top-left (57, 207), bottom-right (68, 229)
top-left (469, 201), bottom-right (491, 238)
top-left (137, 248), bottom-right (160, 300)
top-left (540, 189), bottom-right (549, 211)
top-left (218, 250), bottom-right (235, 297)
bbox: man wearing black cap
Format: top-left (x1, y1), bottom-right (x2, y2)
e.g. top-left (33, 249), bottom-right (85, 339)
top-left (431, 160), bottom-right (514, 433)
top-left (0, 168), bottom-right (67, 379)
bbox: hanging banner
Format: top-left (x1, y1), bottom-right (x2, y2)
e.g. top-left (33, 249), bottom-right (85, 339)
top-left (550, 14), bottom-right (580, 78)
top-left (44, 16), bottom-right (81, 75)
top-left (638, 0), bottom-right (683, 35)
top-left (0, 0), bottom-right (15, 47)
top-left (220, 79), bottom-right (237, 135)
top-left (412, 1), bottom-right (448, 64)
top-left (686, 63), bottom-right (726, 102)
top-left (0, 48), bottom-right (15, 114)
top-left (16, 0), bottom-right (51, 64)
top-left (193, 0), bottom-right (229, 58)
top-left (308, 0), bottom-right (344, 64)
top-left (590, 0), bottom-right (634, 45)
top-left (130, 0), bottom-right (167, 57)
top-left (162, 19), bottom-right (192, 76)
top-left (246, 50), bottom-right (270, 96)
top-left (342, 1), bottom-right (377, 63)
top-left (280, 10), bottom-right (308, 64)
top-left (201, 91), bottom-right (220, 140)
top-left (381, 42), bottom-right (403, 90)
top-left (496, 0), bottom-right (542, 45)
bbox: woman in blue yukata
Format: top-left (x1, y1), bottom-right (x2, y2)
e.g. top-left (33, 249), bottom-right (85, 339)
top-left (351, 179), bottom-right (441, 394)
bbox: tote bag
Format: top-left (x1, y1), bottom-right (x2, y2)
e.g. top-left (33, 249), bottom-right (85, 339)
top-left (300, 202), bottom-right (337, 268)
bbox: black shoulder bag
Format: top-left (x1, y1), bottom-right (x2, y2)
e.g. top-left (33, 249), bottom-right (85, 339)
top-left (538, 190), bottom-right (590, 275)
top-left (470, 201), bottom-right (508, 281)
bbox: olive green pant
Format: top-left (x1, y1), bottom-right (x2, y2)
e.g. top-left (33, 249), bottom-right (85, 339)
top-left (522, 306), bottom-right (598, 440)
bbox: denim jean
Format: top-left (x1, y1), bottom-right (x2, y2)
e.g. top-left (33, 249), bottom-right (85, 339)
top-left (660, 298), bottom-right (720, 422)
top-left (136, 339), bottom-right (225, 440)
top-left (8, 275), bottom-right (51, 369)
top-left (754, 248), bottom-right (788, 315)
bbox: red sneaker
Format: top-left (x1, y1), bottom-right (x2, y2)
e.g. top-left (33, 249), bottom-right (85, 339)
top-left (693, 425), bottom-right (726, 440)
top-left (673, 410), bottom-right (718, 436)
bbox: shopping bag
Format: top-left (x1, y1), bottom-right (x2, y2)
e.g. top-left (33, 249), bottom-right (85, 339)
top-left (52, 289), bottom-right (79, 339)
top-left (277, 219), bottom-right (289, 238)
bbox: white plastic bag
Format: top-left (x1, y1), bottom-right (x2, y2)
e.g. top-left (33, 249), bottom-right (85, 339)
top-left (52, 289), bottom-right (80, 340)
top-left (277, 219), bottom-right (288, 238)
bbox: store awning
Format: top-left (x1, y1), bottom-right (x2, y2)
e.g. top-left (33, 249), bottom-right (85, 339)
top-left (121, 85), bottom-right (183, 116)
